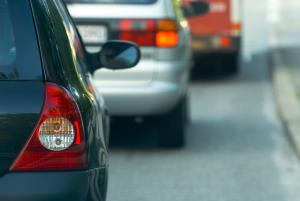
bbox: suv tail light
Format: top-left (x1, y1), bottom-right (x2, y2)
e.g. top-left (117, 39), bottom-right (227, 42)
top-left (156, 19), bottom-right (179, 47)
top-left (10, 83), bottom-right (86, 171)
top-left (119, 19), bottom-right (179, 48)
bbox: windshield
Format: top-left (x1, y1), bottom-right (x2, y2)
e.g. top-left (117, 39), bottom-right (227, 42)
top-left (64, 0), bottom-right (157, 4)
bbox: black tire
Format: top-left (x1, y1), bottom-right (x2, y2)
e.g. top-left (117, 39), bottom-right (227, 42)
top-left (224, 53), bottom-right (239, 74)
top-left (157, 98), bottom-right (187, 148)
top-left (183, 95), bottom-right (191, 125)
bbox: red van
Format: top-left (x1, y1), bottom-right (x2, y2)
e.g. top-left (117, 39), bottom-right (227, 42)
top-left (184, 0), bottom-right (242, 74)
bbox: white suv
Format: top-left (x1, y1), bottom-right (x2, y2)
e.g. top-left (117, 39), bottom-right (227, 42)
top-left (66, 0), bottom-right (205, 147)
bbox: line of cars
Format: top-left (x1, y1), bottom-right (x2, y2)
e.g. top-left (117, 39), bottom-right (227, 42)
top-left (0, 0), bottom-right (240, 200)
top-left (0, 0), bottom-right (139, 201)
top-left (65, 0), bottom-right (209, 148)
top-left (64, 0), bottom-right (242, 147)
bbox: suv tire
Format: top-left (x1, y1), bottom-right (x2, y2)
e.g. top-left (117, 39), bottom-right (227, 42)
top-left (157, 98), bottom-right (187, 148)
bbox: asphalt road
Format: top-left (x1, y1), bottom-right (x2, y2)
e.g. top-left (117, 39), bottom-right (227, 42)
top-left (107, 54), bottom-right (300, 201)
top-left (106, 1), bottom-right (300, 200)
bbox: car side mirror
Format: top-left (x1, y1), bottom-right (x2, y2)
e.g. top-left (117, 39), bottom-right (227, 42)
top-left (88, 41), bottom-right (141, 73)
top-left (182, 1), bottom-right (210, 18)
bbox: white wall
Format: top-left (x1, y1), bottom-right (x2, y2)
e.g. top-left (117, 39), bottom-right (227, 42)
top-left (242, 0), bottom-right (268, 60)
top-left (267, 0), bottom-right (300, 48)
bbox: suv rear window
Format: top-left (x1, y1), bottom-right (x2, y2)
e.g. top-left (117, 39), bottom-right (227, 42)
top-left (0, 0), bottom-right (42, 80)
top-left (64, 0), bottom-right (157, 4)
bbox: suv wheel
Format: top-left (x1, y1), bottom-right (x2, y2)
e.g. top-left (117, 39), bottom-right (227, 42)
top-left (157, 98), bottom-right (187, 148)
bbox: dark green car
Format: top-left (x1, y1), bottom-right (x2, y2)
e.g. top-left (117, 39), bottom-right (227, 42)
top-left (0, 0), bottom-right (140, 200)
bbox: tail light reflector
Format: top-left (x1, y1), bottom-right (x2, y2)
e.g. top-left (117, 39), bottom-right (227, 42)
top-left (119, 19), bottom-right (179, 48)
top-left (10, 83), bottom-right (86, 171)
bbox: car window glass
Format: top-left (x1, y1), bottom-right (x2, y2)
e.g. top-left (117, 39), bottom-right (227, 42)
top-left (0, 1), bottom-right (16, 72)
top-left (0, 0), bottom-right (42, 80)
top-left (0, 0), bottom-right (17, 80)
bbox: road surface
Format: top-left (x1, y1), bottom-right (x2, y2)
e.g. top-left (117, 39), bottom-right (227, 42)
top-left (107, 54), bottom-right (300, 201)
top-left (107, 1), bottom-right (300, 200)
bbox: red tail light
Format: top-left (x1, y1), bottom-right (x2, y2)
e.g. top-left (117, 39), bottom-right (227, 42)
top-left (119, 19), bottom-right (179, 48)
top-left (10, 83), bottom-right (86, 171)
top-left (120, 19), bottom-right (156, 46)
top-left (220, 36), bottom-right (231, 48)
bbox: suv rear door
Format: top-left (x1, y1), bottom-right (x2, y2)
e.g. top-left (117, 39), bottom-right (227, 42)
top-left (66, 0), bottom-right (168, 87)
top-left (0, 0), bottom-right (44, 176)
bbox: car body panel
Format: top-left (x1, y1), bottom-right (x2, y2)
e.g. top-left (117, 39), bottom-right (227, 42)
top-left (0, 168), bottom-right (107, 201)
top-left (0, 82), bottom-right (44, 176)
top-left (98, 60), bottom-right (189, 115)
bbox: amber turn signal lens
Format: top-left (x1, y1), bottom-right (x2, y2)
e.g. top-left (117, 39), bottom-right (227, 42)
top-left (231, 23), bottom-right (242, 36)
top-left (157, 19), bottom-right (177, 31)
top-left (231, 23), bottom-right (241, 32)
top-left (156, 31), bottom-right (179, 48)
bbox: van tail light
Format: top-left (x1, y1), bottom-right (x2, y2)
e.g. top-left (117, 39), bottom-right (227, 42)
top-left (10, 83), bottom-right (86, 171)
top-left (231, 22), bottom-right (241, 36)
top-left (220, 36), bottom-right (231, 48)
top-left (119, 19), bottom-right (179, 48)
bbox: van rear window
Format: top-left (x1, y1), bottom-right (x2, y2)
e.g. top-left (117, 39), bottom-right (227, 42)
top-left (0, 0), bottom-right (42, 80)
top-left (64, 0), bottom-right (157, 4)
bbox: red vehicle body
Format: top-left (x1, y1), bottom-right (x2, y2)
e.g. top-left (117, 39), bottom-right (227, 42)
top-left (184, 0), bottom-right (242, 74)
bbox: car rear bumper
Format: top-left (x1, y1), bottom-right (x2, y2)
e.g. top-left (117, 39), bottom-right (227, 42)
top-left (191, 35), bottom-right (241, 54)
top-left (0, 167), bottom-right (107, 201)
top-left (99, 82), bottom-right (183, 116)
top-left (94, 60), bottom-right (190, 116)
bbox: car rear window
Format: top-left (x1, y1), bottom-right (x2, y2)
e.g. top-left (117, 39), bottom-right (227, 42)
top-left (64, 0), bottom-right (157, 5)
top-left (0, 0), bottom-right (42, 80)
